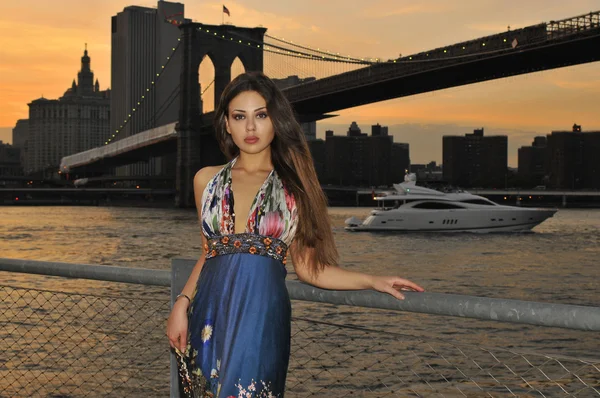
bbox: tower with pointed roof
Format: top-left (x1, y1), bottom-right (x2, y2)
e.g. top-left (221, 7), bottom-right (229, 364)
top-left (77, 44), bottom-right (94, 96)
top-left (62, 46), bottom-right (107, 99)
top-left (25, 46), bottom-right (111, 176)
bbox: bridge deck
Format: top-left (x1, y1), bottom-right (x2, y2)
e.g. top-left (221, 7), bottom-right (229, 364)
top-left (60, 122), bottom-right (177, 172)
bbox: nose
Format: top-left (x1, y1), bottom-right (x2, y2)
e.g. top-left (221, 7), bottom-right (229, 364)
top-left (245, 117), bottom-right (256, 132)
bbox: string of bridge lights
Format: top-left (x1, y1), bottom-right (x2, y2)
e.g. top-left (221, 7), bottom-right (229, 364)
top-left (265, 30), bottom-right (558, 64)
top-left (265, 34), bottom-right (369, 63)
top-left (195, 26), bottom-right (375, 64)
top-left (262, 45), bottom-right (370, 63)
top-left (104, 35), bottom-right (183, 145)
top-left (195, 26), bottom-right (527, 65)
top-left (264, 34), bottom-right (541, 64)
top-left (267, 34), bottom-right (525, 64)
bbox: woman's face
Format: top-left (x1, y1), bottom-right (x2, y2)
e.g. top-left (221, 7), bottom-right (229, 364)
top-left (226, 90), bottom-right (275, 156)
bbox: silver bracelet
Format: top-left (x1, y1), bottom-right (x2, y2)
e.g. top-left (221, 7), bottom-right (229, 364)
top-left (176, 293), bottom-right (191, 303)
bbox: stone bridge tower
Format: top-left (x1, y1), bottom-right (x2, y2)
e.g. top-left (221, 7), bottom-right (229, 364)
top-left (176, 23), bottom-right (267, 207)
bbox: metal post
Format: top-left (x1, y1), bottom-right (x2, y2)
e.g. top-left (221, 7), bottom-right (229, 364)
top-left (170, 258), bottom-right (196, 398)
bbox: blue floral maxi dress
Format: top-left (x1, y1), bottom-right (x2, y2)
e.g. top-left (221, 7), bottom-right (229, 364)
top-left (183, 158), bottom-right (298, 398)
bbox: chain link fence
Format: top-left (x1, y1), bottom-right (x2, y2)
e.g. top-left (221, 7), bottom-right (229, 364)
top-left (0, 283), bottom-right (171, 397)
top-left (288, 315), bottom-right (600, 397)
top-left (1, 269), bottom-right (599, 397)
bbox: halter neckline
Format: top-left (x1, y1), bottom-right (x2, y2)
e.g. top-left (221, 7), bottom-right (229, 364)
top-left (226, 158), bottom-right (275, 235)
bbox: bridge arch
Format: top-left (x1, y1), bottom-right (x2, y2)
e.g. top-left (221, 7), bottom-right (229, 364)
top-left (198, 53), bottom-right (216, 113)
top-left (230, 56), bottom-right (246, 82)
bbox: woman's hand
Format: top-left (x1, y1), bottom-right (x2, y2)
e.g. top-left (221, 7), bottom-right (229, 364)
top-left (166, 299), bottom-right (190, 353)
top-left (370, 276), bottom-right (425, 300)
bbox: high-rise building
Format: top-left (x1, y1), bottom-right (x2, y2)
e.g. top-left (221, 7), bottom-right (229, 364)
top-left (369, 135), bottom-right (394, 185)
top-left (443, 128), bottom-right (507, 188)
top-left (518, 136), bottom-right (547, 187)
top-left (325, 122), bottom-right (408, 186)
top-left (111, 1), bottom-right (186, 175)
top-left (12, 119), bottom-right (29, 171)
top-left (371, 123), bottom-right (388, 137)
top-left (0, 141), bottom-right (22, 176)
top-left (26, 48), bottom-right (110, 176)
top-left (546, 125), bottom-right (600, 189)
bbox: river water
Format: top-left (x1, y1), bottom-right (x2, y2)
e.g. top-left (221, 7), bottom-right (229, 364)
top-left (1, 206), bottom-right (599, 397)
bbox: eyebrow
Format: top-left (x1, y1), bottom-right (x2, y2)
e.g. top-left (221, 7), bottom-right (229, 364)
top-left (231, 106), bottom-right (267, 113)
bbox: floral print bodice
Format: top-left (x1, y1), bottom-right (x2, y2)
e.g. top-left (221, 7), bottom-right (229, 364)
top-left (200, 157), bottom-right (298, 246)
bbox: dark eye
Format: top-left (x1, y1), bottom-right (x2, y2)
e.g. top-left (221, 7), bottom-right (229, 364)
top-left (233, 114), bottom-right (244, 120)
top-left (256, 112), bottom-right (268, 119)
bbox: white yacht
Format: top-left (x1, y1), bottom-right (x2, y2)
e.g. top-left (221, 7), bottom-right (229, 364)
top-left (345, 175), bottom-right (557, 233)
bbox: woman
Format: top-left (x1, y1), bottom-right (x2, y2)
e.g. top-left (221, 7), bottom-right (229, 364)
top-left (166, 71), bottom-right (424, 397)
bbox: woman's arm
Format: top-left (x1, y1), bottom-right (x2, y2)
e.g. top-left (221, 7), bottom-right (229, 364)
top-left (174, 167), bottom-right (216, 304)
top-left (291, 245), bottom-right (424, 300)
top-left (167, 166), bottom-right (219, 351)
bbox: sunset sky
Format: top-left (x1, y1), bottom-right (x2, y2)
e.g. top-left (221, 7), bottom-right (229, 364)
top-left (1, 0), bottom-right (599, 166)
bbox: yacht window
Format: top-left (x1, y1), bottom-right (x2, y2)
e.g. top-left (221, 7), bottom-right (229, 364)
top-left (413, 202), bottom-right (465, 209)
top-left (461, 199), bottom-right (496, 205)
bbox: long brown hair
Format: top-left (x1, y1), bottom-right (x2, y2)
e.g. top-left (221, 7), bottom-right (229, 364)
top-left (214, 71), bottom-right (338, 274)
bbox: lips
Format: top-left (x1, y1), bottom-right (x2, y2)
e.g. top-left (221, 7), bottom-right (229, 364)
top-left (244, 137), bottom-right (259, 144)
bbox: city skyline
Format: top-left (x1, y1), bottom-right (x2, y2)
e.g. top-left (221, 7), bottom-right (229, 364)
top-left (2, 0), bottom-right (600, 166)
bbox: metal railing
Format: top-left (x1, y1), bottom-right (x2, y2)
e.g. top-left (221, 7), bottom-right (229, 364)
top-left (547, 11), bottom-right (600, 37)
top-left (1, 257), bottom-right (599, 397)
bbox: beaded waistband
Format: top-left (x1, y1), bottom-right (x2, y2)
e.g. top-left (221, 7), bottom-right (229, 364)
top-left (204, 233), bottom-right (288, 264)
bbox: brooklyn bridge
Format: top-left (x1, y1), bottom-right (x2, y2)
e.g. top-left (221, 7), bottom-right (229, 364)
top-left (58, 10), bottom-right (600, 207)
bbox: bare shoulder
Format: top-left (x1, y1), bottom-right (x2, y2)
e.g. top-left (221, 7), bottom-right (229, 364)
top-left (194, 165), bottom-right (225, 192)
